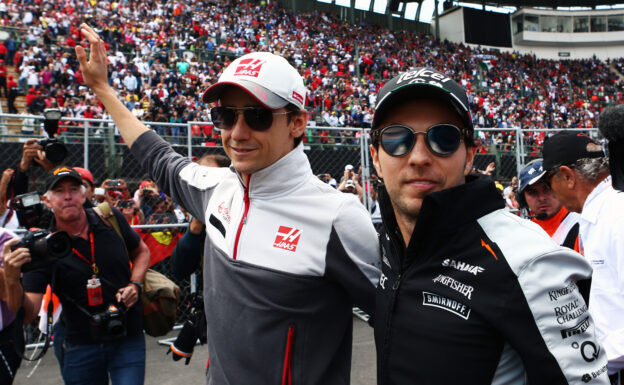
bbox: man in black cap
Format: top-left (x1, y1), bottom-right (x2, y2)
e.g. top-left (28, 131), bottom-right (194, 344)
top-left (371, 68), bottom-right (608, 384)
top-left (2, 166), bottom-right (150, 385)
top-left (543, 131), bottom-right (624, 384)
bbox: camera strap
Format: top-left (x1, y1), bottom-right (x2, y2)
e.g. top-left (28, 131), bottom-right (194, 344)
top-left (71, 231), bottom-right (99, 275)
top-left (17, 265), bottom-right (58, 362)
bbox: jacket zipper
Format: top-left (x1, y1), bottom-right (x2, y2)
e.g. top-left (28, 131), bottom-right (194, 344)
top-left (233, 175), bottom-right (251, 260)
top-left (281, 325), bottom-right (295, 385)
top-left (381, 273), bottom-right (401, 385)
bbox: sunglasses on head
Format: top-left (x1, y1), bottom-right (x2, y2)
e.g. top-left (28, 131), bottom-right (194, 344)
top-left (373, 124), bottom-right (466, 157)
top-left (210, 106), bottom-right (291, 131)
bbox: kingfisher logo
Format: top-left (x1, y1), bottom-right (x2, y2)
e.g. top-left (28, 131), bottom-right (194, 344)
top-left (273, 226), bottom-right (302, 252)
top-left (234, 58), bottom-right (265, 77)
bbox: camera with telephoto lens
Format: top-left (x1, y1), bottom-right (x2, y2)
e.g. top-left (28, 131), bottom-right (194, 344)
top-left (38, 138), bottom-right (68, 165)
top-left (12, 192), bottom-right (49, 229)
top-left (90, 304), bottom-right (127, 342)
top-left (11, 229), bottom-right (72, 272)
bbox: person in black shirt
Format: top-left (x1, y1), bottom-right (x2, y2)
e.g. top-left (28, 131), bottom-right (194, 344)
top-left (2, 167), bottom-right (150, 385)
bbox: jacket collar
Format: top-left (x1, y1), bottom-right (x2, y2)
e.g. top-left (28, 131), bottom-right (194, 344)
top-left (232, 142), bottom-right (313, 199)
top-left (379, 175), bottom-right (505, 255)
top-left (580, 175), bottom-right (612, 225)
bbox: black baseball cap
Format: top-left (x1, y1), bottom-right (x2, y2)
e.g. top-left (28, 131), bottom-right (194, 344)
top-left (372, 67), bottom-right (473, 131)
top-left (542, 131), bottom-right (605, 171)
top-left (45, 166), bottom-right (83, 191)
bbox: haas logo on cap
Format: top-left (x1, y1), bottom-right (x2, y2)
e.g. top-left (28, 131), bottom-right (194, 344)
top-left (234, 58), bottom-right (266, 78)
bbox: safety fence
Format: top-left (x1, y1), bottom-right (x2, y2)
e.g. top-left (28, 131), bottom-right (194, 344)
top-left (0, 113), bottom-right (602, 187)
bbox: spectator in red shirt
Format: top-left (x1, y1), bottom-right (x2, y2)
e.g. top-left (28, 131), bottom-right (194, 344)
top-left (0, 60), bottom-right (6, 97)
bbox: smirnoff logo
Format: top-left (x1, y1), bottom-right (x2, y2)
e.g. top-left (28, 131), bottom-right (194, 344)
top-left (273, 226), bottom-right (302, 252)
top-left (234, 58), bottom-right (265, 77)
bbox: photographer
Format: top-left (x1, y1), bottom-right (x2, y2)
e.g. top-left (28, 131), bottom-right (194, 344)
top-left (0, 228), bottom-right (21, 384)
top-left (12, 139), bottom-right (57, 197)
top-left (115, 199), bottom-right (144, 227)
top-left (2, 167), bottom-right (150, 385)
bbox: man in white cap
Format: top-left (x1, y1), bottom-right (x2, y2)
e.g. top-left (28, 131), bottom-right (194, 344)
top-left (76, 25), bottom-right (380, 384)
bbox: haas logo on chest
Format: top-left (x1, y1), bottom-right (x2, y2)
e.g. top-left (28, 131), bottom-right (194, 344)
top-left (273, 226), bottom-right (302, 252)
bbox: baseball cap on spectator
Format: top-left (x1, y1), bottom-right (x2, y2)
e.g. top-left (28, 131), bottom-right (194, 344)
top-left (542, 132), bottom-right (605, 171)
top-left (73, 167), bottom-right (94, 187)
top-left (518, 159), bottom-right (546, 195)
top-left (107, 190), bottom-right (123, 199)
top-left (345, 180), bottom-right (356, 189)
top-left (202, 52), bottom-right (307, 110)
top-left (140, 180), bottom-right (158, 192)
top-left (372, 68), bottom-right (473, 134)
top-left (345, 164), bottom-right (354, 171)
top-left (45, 166), bottom-right (83, 191)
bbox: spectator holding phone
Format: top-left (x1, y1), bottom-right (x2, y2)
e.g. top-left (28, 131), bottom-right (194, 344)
top-left (116, 199), bottom-right (144, 227)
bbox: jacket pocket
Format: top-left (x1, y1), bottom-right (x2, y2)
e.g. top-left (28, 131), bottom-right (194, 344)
top-left (281, 325), bottom-right (295, 385)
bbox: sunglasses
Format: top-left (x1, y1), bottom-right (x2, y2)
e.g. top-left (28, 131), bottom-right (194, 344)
top-left (210, 106), bottom-right (290, 131)
top-left (373, 124), bottom-right (466, 157)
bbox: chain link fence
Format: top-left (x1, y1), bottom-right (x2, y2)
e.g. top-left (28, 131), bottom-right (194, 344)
top-left (0, 113), bottom-right (604, 328)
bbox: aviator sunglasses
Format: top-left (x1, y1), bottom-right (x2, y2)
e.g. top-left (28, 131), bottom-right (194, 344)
top-left (210, 106), bottom-right (291, 131)
top-left (373, 124), bottom-right (466, 157)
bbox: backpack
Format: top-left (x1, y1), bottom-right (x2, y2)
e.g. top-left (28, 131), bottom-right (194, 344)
top-left (95, 202), bottom-right (180, 337)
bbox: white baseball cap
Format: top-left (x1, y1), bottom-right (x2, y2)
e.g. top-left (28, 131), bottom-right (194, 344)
top-left (202, 52), bottom-right (307, 110)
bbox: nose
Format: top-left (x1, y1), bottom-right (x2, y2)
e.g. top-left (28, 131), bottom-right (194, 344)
top-left (229, 110), bottom-right (252, 141)
top-left (406, 133), bottom-right (433, 167)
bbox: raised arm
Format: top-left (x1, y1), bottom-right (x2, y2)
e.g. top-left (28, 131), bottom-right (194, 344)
top-left (75, 24), bottom-right (148, 147)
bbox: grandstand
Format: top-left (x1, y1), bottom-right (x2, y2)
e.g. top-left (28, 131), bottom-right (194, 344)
top-left (0, 0), bottom-right (622, 180)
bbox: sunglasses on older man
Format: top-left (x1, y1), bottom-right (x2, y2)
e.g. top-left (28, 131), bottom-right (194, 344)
top-left (373, 124), bottom-right (466, 157)
top-left (210, 106), bottom-right (291, 131)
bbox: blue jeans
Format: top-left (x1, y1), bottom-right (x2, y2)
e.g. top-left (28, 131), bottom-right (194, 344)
top-left (62, 333), bottom-right (145, 385)
top-left (53, 321), bottom-right (66, 379)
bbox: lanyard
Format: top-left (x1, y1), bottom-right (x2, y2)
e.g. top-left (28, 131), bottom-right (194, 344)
top-left (72, 232), bottom-right (99, 275)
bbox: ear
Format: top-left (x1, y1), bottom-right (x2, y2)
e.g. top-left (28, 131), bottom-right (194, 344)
top-left (289, 110), bottom-right (308, 139)
top-left (463, 146), bottom-right (477, 176)
top-left (370, 144), bottom-right (383, 179)
top-left (42, 194), bottom-right (53, 209)
top-left (557, 166), bottom-right (576, 189)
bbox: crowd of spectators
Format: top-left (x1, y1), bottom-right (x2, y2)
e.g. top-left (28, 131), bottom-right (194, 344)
top-left (1, 0), bottom-right (623, 152)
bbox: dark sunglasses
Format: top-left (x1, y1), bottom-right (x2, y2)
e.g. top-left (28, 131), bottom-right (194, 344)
top-left (373, 124), bottom-right (466, 157)
top-left (210, 106), bottom-right (290, 131)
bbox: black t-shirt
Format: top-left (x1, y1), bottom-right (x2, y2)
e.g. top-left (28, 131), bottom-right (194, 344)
top-left (22, 207), bottom-right (143, 345)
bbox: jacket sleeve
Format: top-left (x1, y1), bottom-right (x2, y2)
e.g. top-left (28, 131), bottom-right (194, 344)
top-left (323, 195), bottom-right (381, 316)
top-left (499, 248), bottom-right (610, 385)
top-left (169, 228), bottom-right (205, 281)
top-left (130, 130), bottom-right (230, 222)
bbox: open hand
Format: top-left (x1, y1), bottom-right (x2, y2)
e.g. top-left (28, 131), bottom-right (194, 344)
top-left (75, 24), bottom-right (110, 93)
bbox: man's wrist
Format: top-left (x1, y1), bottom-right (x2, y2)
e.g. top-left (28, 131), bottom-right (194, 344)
top-left (19, 160), bottom-right (30, 172)
top-left (129, 280), bottom-right (143, 293)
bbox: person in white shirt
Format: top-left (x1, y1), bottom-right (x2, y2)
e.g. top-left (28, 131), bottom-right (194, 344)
top-left (543, 131), bottom-right (624, 384)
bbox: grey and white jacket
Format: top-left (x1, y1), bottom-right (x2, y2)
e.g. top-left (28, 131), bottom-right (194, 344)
top-left (132, 131), bottom-right (380, 385)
